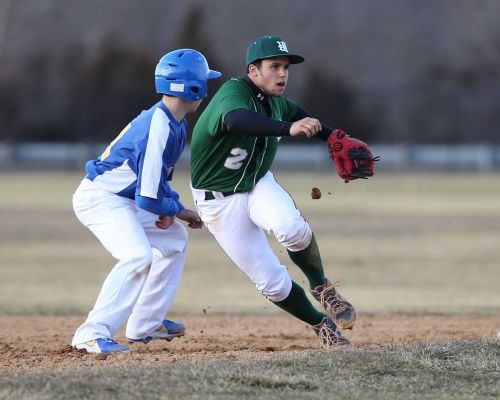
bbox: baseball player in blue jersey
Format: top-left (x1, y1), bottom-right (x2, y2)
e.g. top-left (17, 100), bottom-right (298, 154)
top-left (71, 49), bottom-right (221, 353)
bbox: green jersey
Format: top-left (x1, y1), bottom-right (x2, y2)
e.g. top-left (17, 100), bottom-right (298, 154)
top-left (191, 77), bottom-right (297, 193)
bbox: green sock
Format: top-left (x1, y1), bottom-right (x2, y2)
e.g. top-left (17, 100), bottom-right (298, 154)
top-left (287, 234), bottom-right (326, 289)
top-left (272, 281), bottom-right (325, 326)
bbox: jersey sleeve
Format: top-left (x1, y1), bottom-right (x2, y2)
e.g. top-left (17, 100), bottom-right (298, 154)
top-left (135, 109), bottom-right (171, 199)
top-left (136, 194), bottom-right (179, 216)
top-left (206, 81), bottom-right (254, 136)
top-left (224, 109), bottom-right (292, 136)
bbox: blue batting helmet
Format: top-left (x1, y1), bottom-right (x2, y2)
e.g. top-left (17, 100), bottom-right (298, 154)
top-left (154, 49), bottom-right (221, 101)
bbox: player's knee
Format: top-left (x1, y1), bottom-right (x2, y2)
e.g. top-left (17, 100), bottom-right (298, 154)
top-left (114, 244), bottom-right (153, 268)
top-left (274, 218), bottom-right (312, 252)
top-left (133, 246), bottom-right (154, 269)
top-left (257, 271), bottom-right (292, 302)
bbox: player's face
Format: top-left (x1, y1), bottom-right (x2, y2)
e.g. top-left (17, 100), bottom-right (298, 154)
top-left (187, 98), bottom-right (203, 114)
top-left (250, 57), bottom-right (290, 96)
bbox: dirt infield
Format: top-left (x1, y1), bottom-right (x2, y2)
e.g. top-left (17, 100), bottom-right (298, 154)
top-left (1, 314), bottom-right (499, 373)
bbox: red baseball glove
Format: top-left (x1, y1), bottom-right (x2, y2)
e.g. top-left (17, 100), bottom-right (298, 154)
top-left (327, 129), bottom-right (379, 182)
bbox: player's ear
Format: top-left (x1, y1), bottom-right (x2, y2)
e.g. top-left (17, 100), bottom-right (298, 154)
top-left (248, 63), bottom-right (259, 77)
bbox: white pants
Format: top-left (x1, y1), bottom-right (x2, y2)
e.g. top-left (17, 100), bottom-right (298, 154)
top-left (71, 179), bottom-right (187, 345)
top-left (192, 171), bottom-right (312, 302)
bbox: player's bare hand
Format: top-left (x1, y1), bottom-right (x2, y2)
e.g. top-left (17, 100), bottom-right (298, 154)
top-left (176, 209), bottom-right (204, 229)
top-left (289, 117), bottom-right (322, 138)
top-left (155, 215), bottom-right (175, 229)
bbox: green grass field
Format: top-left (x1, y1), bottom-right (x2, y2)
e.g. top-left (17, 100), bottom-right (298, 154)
top-left (0, 170), bottom-right (499, 400)
top-left (0, 170), bottom-right (499, 315)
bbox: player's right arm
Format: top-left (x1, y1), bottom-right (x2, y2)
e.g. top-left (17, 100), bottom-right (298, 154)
top-left (291, 105), bottom-right (336, 141)
top-left (224, 109), bottom-right (321, 138)
top-left (135, 194), bottom-right (179, 216)
top-left (224, 108), bottom-right (292, 136)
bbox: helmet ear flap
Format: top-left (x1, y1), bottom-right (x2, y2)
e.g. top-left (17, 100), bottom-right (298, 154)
top-left (186, 81), bottom-right (207, 100)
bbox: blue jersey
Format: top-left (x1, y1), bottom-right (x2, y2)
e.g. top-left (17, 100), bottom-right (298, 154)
top-left (86, 100), bottom-right (186, 215)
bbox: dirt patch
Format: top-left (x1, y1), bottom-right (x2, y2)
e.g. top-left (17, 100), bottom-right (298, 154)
top-left (1, 314), bottom-right (499, 373)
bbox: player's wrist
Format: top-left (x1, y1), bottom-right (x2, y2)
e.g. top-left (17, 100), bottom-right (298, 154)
top-left (279, 121), bottom-right (293, 136)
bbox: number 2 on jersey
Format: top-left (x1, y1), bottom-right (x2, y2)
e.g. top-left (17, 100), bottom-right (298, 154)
top-left (223, 148), bottom-right (248, 170)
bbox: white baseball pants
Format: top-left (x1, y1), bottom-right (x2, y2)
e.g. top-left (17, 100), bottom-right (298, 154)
top-left (71, 179), bottom-right (187, 345)
top-left (192, 171), bottom-right (312, 302)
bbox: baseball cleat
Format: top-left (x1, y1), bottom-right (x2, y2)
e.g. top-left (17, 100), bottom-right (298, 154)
top-left (74, 338), bottom-right (130, 354)
top-left (312, 316), bottom-right (351, 350)
top-left (127, 319), bottom-right (186, 344)
top-left (310, 280), bottom-right (356, 330)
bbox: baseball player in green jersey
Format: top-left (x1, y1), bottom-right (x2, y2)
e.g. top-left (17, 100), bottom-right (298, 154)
top-left (191, 35), bottom-right (376, 349)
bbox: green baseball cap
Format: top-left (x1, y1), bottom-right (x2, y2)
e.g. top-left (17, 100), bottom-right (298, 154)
top-left (246, 35), bottom-right (305, 66)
